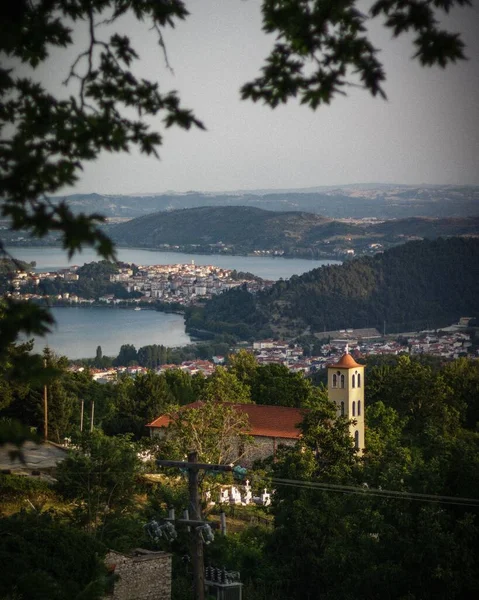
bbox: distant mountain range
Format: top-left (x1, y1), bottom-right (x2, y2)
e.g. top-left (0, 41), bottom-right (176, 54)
top-left (50, 184), bottom-right (479, 220)
top-left (107, 206), bottom-right (479, 258)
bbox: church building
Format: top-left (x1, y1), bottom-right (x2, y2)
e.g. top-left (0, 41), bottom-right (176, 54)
top-left (327, 349), bottom-right (365, 452)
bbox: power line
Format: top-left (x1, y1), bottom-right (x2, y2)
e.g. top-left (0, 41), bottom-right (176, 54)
top-left (55, 468), bottom-right (479, 508)
top-left (268, 476), bottom-right (479, 508)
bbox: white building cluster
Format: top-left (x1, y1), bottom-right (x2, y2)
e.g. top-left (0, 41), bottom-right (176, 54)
top-left (110, 262), bottom-right (270, 305)
top-left (6, 261), bottom-right (272, 307)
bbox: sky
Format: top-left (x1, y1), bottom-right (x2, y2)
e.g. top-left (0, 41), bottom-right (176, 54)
top-left (40, 0), bottom-right (479, 194)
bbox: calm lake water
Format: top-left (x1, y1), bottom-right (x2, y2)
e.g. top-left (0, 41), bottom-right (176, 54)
top-left (27, 307), bottom-right (192, 360)
top-left (11, 246), bottom-right (339, 281)
top-left (11, 246), bottom-right (340, 359)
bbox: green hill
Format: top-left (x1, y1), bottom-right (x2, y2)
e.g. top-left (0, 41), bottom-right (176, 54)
top-left (185, 238), bottom-right (479, 339)
top-left (109, 206), bottom-right (479, 257)
top-left (110, 206), bottom-right (331, 251)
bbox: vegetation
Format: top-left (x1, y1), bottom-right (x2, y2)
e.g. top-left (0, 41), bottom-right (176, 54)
top-left (0, 0), bottom-right (476, 596)
top-left (110, 205), bottom-right (479, 257)
top-left (2, 343), bottom-right (479, 598)
top-left (1, 0), bottom-right (473, 350)
top-left (55, 431), bottom-right (143, 535)
top-left (0, 512), bottom-right (109, 600)
top-left (187, 237), bottom-right (479, 339)
top-left (0, 258), bottom-right (35, 275)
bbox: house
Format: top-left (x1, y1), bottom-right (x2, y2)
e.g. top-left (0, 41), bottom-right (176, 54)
top-left (147, 351), bottom-right (366, 462)
top-left (0, 440), bottom-right (69, 475)
top-left (147, 402), bottom-right (305, 465)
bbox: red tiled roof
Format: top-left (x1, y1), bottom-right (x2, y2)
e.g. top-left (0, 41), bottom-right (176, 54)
top-left (328, 353), bottom-right (362, 369)
top-left (147, 402), bottom-right (305, 439)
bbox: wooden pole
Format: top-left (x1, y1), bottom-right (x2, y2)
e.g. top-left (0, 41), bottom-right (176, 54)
top-left (80, 399), bottom-right (84, 432)
top-left (220, 511), bottom-right (227, 536)
top-left (43, 359), bottom-right (48, 442)
top-left (188, 451), bottom-right (205, 600)
top-left (90, 400), bottom-right (95, 432)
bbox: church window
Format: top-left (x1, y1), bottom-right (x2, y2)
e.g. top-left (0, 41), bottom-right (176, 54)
top-left (332, 373), bottom-right (337, 387)
top-left (340, 374), bottom-right (345, 388)
top-left (354, 430), bottom-right (359, 450)
top-left (358, 400), bottom-right (361, 416)
top-left (358, 373), bottom-right (361, 388)
top-left (352, 373), bottom-right (356, 388)
top-left (340, 401), bottom-right (345, 416)
top-left (352, 401), bottom-right (356, 417)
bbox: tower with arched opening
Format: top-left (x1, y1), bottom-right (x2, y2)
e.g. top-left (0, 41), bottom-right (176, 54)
top-left (327, 351), bottom-right (365, 453)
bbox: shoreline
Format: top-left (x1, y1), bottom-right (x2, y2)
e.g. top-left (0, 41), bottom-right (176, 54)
top-left (6, 242), bottom-right (342, 262)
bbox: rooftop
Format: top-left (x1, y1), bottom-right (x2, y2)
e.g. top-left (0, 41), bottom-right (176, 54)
top-left (147, 401), bottom-right (306, 439)
top-left (328, 353), bottom-right (362, 369)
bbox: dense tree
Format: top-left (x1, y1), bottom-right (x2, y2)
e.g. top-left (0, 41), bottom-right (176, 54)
top-left (95, 345), bottom-right (102, 364)
top-left (160, 400), bottom-right (251, 465)
top-left (199, 366), bottom-right (251, 404)
top-left (55, 431), bottom-right (142, 534)
top-left (263, 374), bottom-right (479, 600)
top-left (113, 343), bottom-right (138, 367)
top-left (264, 395), bottom-right (359, 598)
top-left (227, 349), bottom-right (259, 386)
top-left (367, 355), bottom-right (463, 436)
top-left (443, 357), bottom-right (479, 429)
top-left (251, 363), bottom-right (318, 408)
top-left (189, 238), bottom-right (479, 339)
top-left (0, 341), bottom-right (39, 412)
top-left (0, 512), bottom-right (108, 600)
top-left (132, 371), bottom-right (174, 425)
top-left (163, 368), bottom-right (197, 406)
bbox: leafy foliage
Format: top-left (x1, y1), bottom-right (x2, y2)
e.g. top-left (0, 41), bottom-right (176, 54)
top-left (0, 511), bottom-right (108, 600)
top-left (242, 0), bottom-right (470, 108)
top-left (262, 358), bottom-right (479, 599)
top-left (159, 401), bottom-right (251, 465)
top-left (0, 0), bottom-right (204, 352)
top-left (55, 431), bottom-right (142, 533)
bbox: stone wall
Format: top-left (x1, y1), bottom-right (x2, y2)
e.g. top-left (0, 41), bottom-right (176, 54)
top-left (244, 435), bottom-right (296, 465)
top-left (104, 548), bottom-right (171, 600)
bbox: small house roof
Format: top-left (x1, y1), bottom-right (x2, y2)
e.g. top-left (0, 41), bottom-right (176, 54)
top-left (147, 402), bottom-right (305, 439)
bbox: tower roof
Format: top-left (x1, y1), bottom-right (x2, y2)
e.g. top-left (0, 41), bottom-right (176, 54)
top-left (328, 353), bottom-right (362, 369)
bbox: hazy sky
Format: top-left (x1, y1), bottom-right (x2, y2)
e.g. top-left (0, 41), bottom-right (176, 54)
top-left (44, 0), bottom-right (479, 194)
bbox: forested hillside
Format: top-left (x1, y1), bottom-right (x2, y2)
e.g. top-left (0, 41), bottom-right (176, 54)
top-left (110, 206), bottom-right (331, 251)
top-left (186, 238), bottom-right (479, 338)
top-left (108, 205), bottom-right (479, 257)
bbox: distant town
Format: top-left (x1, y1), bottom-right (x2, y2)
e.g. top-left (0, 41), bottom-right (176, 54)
top-left (6, 261), bottom-right (273, 307)
top-left (70, 322), bottom-right (477, 383)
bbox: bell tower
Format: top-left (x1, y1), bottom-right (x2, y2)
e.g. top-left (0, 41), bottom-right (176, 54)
top-left (327, 349), bottom-right (365, 453)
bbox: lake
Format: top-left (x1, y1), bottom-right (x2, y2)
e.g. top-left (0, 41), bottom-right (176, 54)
top-left (10, 246), bottom-right (339, 281)
top-left (26, 307), bottom-right (192, 360)
top-left (11, 246), bottom-right (340, 359)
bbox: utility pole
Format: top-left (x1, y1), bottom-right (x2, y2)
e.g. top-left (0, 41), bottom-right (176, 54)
top-left (43, 358), bottom-right (48, 442)
top-left (188, 452), bottom-right (205, 600)
top-left (90, 400), bottom-right (95, 432)
top-left (80, 399), bottom-right (84, 432)
top-left (157, 455), bottom-right (239, 600)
